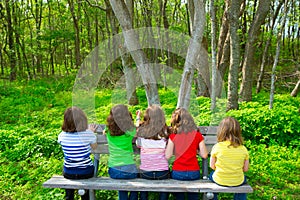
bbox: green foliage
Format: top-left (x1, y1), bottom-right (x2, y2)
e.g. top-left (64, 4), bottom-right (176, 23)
top-left (0, 77), bottom-right (299, 199)
top-left (228, 94), bottom-right (300, 147)
top-left (246, 144), bottom-right (300, 200)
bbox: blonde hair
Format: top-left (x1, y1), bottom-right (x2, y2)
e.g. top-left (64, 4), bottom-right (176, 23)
top-left (217, 117), bottom-right (243, 147)
top-left (137, 105), bottom-right (169, 139)
top-left (170, 108), bottom-right (197, 134)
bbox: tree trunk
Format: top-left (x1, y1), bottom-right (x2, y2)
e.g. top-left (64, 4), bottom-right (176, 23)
top-left (270, 0), bottom-right (289, 109)
top-left (239, 0), bottom-right (271, 102)
top-left (227, 0), bottom-right (242, 111)
top-left (109, 0), bottom-right (159, 106)
top-left (177, 0), bottom-right (205, 109)
top-left (123, 0), bottom-right (139, 105)
top-left (210, 0), bottom-right (217, 110)
top-left (256, 1), bottom-right (283, 93)
top-left (291, 79), bottom-right (300, 97)
top-left (68, 0), bottom-right (81, 68)
top-left (5, 0), bottom-right (17, 81)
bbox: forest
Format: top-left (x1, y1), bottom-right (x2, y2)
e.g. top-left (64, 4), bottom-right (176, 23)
top-left (0, 0), bottom-right (299, 199)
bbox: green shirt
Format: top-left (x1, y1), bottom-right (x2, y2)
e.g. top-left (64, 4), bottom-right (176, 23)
top-left (106, 128), bottom-right (136, 167)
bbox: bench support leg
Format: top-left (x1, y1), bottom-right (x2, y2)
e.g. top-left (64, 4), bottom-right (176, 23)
top-left (89, 190), bottom-right (95, 200)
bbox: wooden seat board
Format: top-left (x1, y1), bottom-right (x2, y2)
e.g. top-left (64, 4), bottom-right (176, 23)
top-left (43, 175), bottom-right (253, 193)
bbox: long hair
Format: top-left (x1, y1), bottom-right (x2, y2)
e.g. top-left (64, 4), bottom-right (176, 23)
top-left (106, 104), bottom-right (134, 136)
top-left (170, 108), bottom-right (197, 134)
top-left (62, 106), bottom-right (88, 132)
top-left (137, 105), bottom-right (169, 139)
top-left (217, 117), bottom-right (243, 147)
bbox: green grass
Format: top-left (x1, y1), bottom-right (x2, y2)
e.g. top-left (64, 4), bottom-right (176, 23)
top-left (0, 77), bottom-right (299, 199)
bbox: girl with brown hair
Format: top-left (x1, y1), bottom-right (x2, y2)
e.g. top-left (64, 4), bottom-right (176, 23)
top-left (165, 108), bottom-right (208, 200)
top-left (136, 105), bottom-right (170, 200)
top-left (105, 104), bottom-right (138, 200)
top-left (58, 106), bottom-right (98, 200)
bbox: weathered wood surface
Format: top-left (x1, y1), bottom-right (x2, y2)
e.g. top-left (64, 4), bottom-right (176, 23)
top-left (43, 175), bottom-right (253, 193)
top-left (44, 125), bottom-right (253, 197)
top-left (92, 125), bottom-right (218, 154)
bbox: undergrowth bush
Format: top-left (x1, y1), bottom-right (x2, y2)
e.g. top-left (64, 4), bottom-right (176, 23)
top-left (0, 77), bottom-right (299, 199)
top-left (228, 95), bottom-right (300, 147)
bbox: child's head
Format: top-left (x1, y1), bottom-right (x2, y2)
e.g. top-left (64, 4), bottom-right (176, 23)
top-left (170, 108), bottom-right (197, 134)
top-left (137, 105), bottom-right (167, 139)
top-left (107, 104), bottom-right (134, 136)
top-left (62, 106), bottom-right (88, 132)
top-left (217, 116), bottom-right (243, 147)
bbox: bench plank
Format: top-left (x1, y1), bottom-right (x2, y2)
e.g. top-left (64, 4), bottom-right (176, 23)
top-left (44, 125), bottom-right (253, 199)
top-left (43, 175), bottom-right (253, 193)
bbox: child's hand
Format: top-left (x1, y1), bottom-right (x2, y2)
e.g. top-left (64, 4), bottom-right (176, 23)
top-left (136, 110), bottom-right (141, 127)
top-left (136, 110), bottom-right (141, 118)
top-left (89, 124), bottom-right (98, 133)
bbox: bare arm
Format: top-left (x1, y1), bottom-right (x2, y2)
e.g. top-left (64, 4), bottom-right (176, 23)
top-left (210, 156), bottom-right (216, 170)
top-left (90, 142), bottom-right (98, 150)
top-left (165, 139), bottom-right (174, 160)
top-left (199, 140), bottom-right (208, 159)
top-left (243, 159), bottom-right (249, 172)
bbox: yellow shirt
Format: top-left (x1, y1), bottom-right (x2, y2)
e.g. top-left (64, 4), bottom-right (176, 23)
top-left (211, 141), bottom-right (249, 186)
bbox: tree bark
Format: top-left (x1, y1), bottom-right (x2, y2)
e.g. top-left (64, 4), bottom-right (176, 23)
top-left (68, 0), bottom-right (81, 69)
top-left (177, 0), bottom-right (205, 109)
top-left (270, 0), bottom-right (289, 109)
top-left (5, 0), bottom-right (17, 81)
top-left (227, 0), bottom-right (242, 111)
top-left (239, 0), bottom-right (271, 102)
top-left (210, 0), bottom-right (217, 110)
top-left (109, 0), bottom-right (159, 106)
top-left (291, 79), bottom-right (300, 97)
top-left (256, 1), bottom-right (283, 93)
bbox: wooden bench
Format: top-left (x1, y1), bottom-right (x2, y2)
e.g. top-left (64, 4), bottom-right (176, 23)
top-left (43, 125), bottom-right (253, 200)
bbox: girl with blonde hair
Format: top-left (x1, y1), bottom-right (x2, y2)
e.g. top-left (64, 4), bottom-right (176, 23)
top-left (209, 116), bottom-right (249, 200)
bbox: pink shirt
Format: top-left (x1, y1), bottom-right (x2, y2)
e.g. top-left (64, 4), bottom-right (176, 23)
top-left (137, 138), bottom-right (169, 171)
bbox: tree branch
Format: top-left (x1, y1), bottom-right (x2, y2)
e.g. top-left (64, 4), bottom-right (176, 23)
top-left (85, 0), bottom-right (107, 11)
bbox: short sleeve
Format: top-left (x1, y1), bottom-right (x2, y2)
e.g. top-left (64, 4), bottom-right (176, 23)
top-left (126, 128), bottom-right (136, 137)
top-left (169, 133), bottom-right (175, 141)
top-left (57, 132), bottom-right (63, 144)
top-left (81, 130), bottom-right (97, 144)
top-left (211, 143), bottom-right (218, 158)
top-left (197, 131), bottom-right (204, 142)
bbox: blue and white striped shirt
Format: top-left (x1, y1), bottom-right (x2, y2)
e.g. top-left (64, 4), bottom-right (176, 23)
top-left (58, 130), bottom-right (96, 169)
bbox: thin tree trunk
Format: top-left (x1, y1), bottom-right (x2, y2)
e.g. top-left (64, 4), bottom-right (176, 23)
top-left (123, 0), bottom-right (138, 105)
top-left (210, 0), bottom-right (217, 111)
top-left (227, 0), bottom-right (242, 111)
top-left (240, 0), bottom-right (271, 102)
top-left (177, 0), bottom-right (205, 109)
top-left (5, 0), bottom-right (17, 81)
top-left (256, 1), bottom-right (283, 93)
top-left (109, 0), bottom-right (160, 106)
top-left (270, 0), bottom-right (289, 109)
top-left (291, 79), bottom-right (300, 97)
top-left (68, 0), bottom-right (81, 68)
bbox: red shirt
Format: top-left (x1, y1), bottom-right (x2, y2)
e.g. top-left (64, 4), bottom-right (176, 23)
top-left (169, 130), bottom-right (204, 171)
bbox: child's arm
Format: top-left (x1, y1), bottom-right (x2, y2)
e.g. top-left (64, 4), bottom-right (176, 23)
top-left (199, 140), bottom-right (208, 159)
top-left (243, 159), bottom-right (249, 172)
top-left (210, 156), bottom-right (216, 170)
top-left (90, 142), bottom-right (97, 150)
top-left (88, 124), bottom-right (98, 150)
top-left (136, 110), bottom-right (141, 127)
top-left (165, 138), bottom-right (174, 160)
